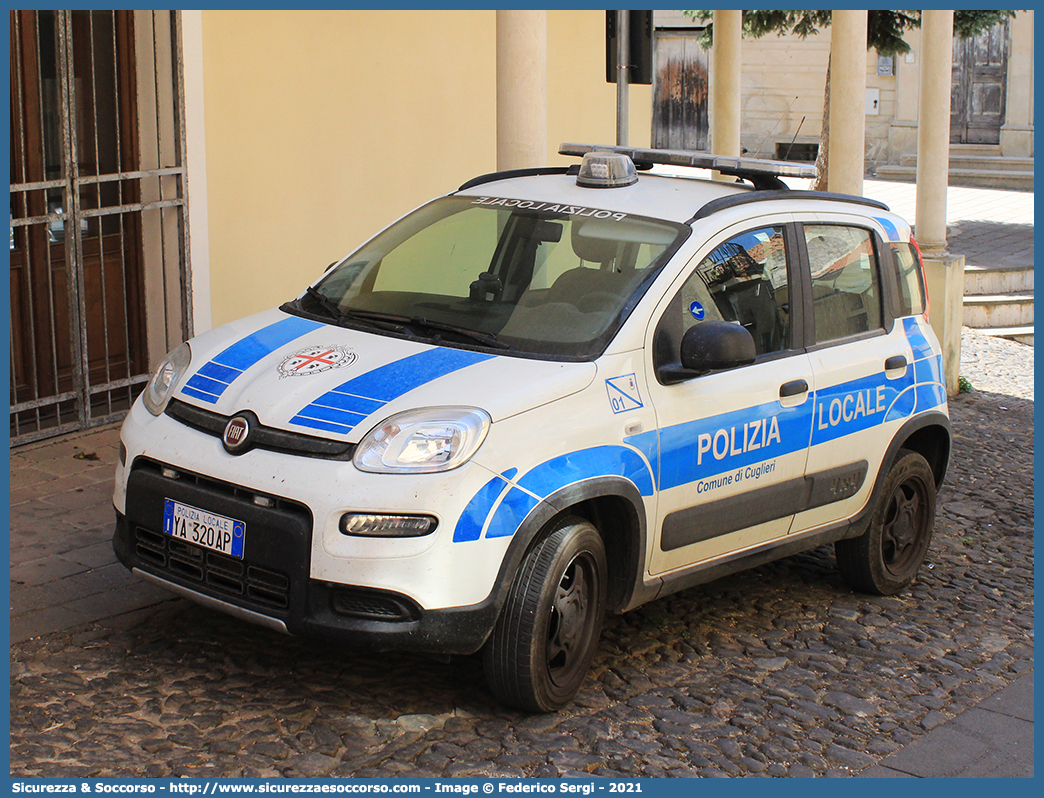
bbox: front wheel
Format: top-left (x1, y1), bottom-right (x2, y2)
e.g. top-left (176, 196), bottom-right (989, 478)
top-left (835, 449), bottom-right (937, 595)
top-left (483, 518), bottom-right (607, 712)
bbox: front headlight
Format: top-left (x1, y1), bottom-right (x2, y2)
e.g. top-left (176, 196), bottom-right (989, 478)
top-left (142, 342), bottom-right (191, 416)
top-left (354, 407), bottom-right (491, 473)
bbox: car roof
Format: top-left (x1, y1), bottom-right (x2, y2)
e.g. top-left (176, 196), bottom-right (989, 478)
top-left (454, 167), bottom-right (894, 228)
top-left (455, 169), bottom-right (758, 225)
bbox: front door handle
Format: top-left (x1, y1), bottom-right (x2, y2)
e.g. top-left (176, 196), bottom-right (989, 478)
top-left (885, 355), bottom-right (908, 370)
top-left (780, 379), bottom-right (809, 398)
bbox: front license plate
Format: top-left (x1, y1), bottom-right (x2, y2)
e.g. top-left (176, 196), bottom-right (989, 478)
top-left (163, 499), bottom-right (245, 559)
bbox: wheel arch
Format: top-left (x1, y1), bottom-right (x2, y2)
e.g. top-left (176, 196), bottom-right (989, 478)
top-left (490, 477), bottom-right (648, 616)
top-left (826, 411), bottom-right (951, 545)
top-left (891, 411), bottom-right (951, 487)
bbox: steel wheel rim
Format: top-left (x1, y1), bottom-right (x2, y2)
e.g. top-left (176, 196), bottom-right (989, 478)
top-left (881, 476), bottom-right (929, 576)
top-left (546, 550), bottom-right (598, 688)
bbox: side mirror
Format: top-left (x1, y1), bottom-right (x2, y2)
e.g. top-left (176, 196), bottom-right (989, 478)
top-left (681, 320), bottom-right (756, 370)
top-left (658, 320), bottom-right (756, 384)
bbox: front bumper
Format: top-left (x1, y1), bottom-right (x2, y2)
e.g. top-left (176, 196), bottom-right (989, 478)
top-left (116, 398), bottom-right (516, 608)
top-left (112, 458), bottom-right (499, 654)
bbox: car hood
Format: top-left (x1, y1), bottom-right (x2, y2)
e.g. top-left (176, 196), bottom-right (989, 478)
top-left (174, 309), bottom-right (597, 441)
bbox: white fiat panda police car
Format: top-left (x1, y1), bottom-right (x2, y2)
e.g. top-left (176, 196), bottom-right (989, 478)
top-left (114, 144), bottom-right (950, 712)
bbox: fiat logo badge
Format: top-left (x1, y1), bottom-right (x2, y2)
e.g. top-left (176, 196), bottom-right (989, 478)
top-left (222, 415), bottom-right (251, 454)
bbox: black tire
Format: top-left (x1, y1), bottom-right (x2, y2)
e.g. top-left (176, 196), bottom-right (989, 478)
top-left (483, 518), bottom-right (607, 712)
top-left (835, 449), bottom-right (937, 595)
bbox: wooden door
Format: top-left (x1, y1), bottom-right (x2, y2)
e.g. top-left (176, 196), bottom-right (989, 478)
top-left (652, 33), bottom-right (709, 151)
top-left (9, 10), bottom-right (146, 440)
top-left (951, 22), bottom-right (1008, 144)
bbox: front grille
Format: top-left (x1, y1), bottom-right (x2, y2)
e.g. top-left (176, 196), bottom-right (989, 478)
top-left (133, 457), bottom-right (300, 512)
top-left (166, 399), bottom-right (355, 460)
top-left (135, 526), bottom-right (291, 609)
top-left (126, 458), bottom-right (313, 618)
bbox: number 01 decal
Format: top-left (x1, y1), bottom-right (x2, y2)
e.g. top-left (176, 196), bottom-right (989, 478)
top-left (606, 374), bottom-right (643, 414)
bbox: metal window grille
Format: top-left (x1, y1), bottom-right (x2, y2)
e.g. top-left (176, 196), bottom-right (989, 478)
top-left (9, 10), bottom-right (191, 445)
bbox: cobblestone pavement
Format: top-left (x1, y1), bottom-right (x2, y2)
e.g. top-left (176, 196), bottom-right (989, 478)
top-left (9, 329), bottom-right (1033, 779)
top-left (958, 325), bottom-right (1034, 400)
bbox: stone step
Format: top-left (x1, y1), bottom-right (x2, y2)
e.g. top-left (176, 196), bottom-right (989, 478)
top-left (949, 143), bottom-right (1004, 158)
top-left (977, 325), bottom-right (1034, 347)
top-left (963, 291), bottom-right (1034, 328)
top-left (898, 154), bottom-right (1035, 173)
top-left (964, 265), bottom-right (1035, 295)
top-left (873, 165), bottom-right (1034, 191)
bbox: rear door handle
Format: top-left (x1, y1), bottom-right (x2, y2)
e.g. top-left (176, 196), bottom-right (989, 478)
top-left (780, 379), bottom-right (809, 398)
top-left (885, 355), bottom-right (908, 370)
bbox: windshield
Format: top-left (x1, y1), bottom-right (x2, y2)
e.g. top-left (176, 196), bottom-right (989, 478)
top-left (291, 196), bottom-right (688, 359)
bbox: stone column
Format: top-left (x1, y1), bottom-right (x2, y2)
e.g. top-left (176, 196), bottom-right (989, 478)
top-left (916, 10), bottom-right (953, 255)
top-left (1000, 10), bottom-right (1034, 157)
top-left (923, 255), bottom-right (965, 396)
top-left (496, 10), bottom-right (547, 170)
top-left (827, 10), bottom-right (868, 195)
top-left (711, 10), bottom-right (741, 179)
top-left (916, 10), bottom-right (963, 396)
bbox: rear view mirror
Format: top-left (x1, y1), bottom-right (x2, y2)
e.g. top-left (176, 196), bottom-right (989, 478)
top-left (534, 220), bottom-right (563, 243)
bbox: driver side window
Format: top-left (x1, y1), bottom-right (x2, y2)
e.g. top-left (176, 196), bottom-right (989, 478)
top-left (656, 226), bottom-right (792, 364)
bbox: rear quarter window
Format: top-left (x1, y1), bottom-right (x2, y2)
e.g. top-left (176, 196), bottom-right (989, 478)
top-left (890, 241), bottom-right (927, 317)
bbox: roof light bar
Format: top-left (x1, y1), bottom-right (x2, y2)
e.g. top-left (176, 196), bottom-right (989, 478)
top-left (560, 143), bottom-right (817, 189)
top-left (576, 151), bottom-right (639, 188)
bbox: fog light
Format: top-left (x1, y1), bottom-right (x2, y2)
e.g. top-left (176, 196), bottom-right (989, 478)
top-left (339, 513), bottom-right (437, 537)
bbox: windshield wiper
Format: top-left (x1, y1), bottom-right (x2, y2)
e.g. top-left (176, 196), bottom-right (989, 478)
top-left (304, 286), bottom-right (348, 322)
top-left (303, 288), bottom-right (413, 335)
top-left (299, 294), bottom-right (513, 350)
top-left (408, 317), bottom-right (517, 350)
top-left (344, 309), bottom-right (516, 351)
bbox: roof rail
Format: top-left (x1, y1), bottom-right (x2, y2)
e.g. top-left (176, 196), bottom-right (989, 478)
top-left (688, 190), bottom-right (890, 223)
top-left (560, 143), bottom-right (817, 191)
top-left (458, 166), bottom-right (575, 192)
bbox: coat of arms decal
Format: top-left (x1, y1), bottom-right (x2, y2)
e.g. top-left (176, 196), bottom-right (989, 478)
top-left (277, 345), bottom-right (357, 378)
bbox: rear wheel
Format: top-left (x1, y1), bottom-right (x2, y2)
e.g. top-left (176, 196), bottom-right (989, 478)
top-left (483, 519), bottom-right (607, 712)
top-left (836, 449), bottom-right (937, 595)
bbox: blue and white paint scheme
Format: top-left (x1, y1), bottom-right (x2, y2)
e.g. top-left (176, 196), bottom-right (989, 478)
top-left (181, 316), bottom-right (322, 404)
top-left (171, 309), bottom-right (596, 442)
top-left (113, 175), bottom-right (947, 620)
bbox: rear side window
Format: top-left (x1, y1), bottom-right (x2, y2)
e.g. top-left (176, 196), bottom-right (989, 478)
top-left (891, 241), bottom-right (927, 317)
top-left (804, 225), bottom-right (882, 342)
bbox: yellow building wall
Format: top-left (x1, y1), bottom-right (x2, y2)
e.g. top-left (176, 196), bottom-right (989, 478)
top-left (547, 10), bottom-right (652, 164)
top-left (200, 10), bottom-right (640, 325)
top-left (739, 28), bottom-right (898, 163)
